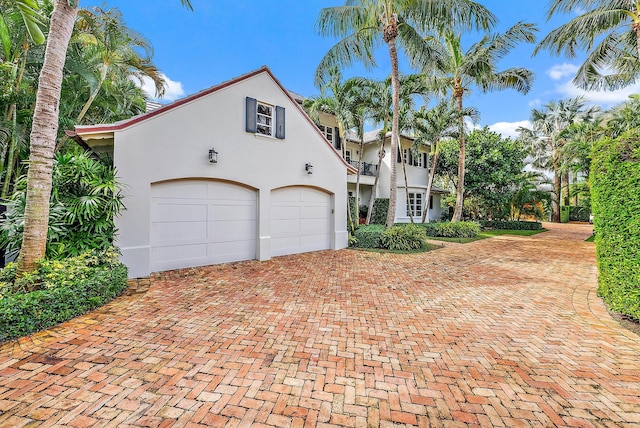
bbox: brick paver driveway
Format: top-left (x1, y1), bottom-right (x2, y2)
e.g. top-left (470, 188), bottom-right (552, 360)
top-left (2, 222), bottom-right (639, 427)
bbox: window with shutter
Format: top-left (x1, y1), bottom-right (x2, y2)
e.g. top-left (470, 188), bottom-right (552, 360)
top-left (246, 97), bottom-right (285, 138)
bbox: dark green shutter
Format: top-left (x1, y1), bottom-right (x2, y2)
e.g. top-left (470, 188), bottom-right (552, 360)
top-left (246, 97), bottom-right (257, 133)
top-left (275, 106), bottom-right (285, 139)
top-left (334, 127), bottom-right (341, 150)
top-left (397, 147), bottom-right (401, 163)
top-left (423, 153), bottom-right (428, 168)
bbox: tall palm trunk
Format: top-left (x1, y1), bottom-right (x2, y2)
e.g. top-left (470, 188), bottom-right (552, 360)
top-left (422, 141), bottom-right (439, 223)
top-left (16, 0), bottom-right (78, 277)
top-left (562, 171), bottom-right (570, 206)
top-left (354, 127), bottom-right (365, 223)
top-left (385, 30), bottom-right (400, 228)
top-left (452, 84), bottom-right (465, 222)
top-left (76, 63), bottom-right (108, 124)
top-left (366, 132), bottom-right (386, 225)
top-left (552, 154), bottom-right (561, 222)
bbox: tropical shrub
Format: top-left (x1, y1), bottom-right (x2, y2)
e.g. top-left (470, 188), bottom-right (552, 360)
top-left (0, 151), bottom-right (124, 259)
top-left (560, 205), bottom-right (570, 223)
top-left (352, 224), bottom-right (384, 248)
top-left (0, 247), bottom-right (128, 342)
top-left (480, 220), bottom-right (543, 230)
top-left (380, 224), bottom-right (427, 251)
top-left (369, 198), bottom-right (389, 225)
top-left (569, 206), bottom-right (591, 222)
top-left (417, 221), bottom-right (480, 238)
top-left (590, 130), bottom-right (640, 321)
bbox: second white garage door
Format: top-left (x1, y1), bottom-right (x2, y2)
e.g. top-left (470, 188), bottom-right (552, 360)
top-left (270, 187), bottom-right (332, 257)
top-left (150, 180), bottom-right (257, 272)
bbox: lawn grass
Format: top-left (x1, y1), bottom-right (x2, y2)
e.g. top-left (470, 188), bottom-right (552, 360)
top-left (585, 234), bottom-right (595, 242)
top-left (426, 228), bottom-right (547, 244)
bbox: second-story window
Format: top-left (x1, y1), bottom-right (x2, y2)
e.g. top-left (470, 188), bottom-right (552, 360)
top-left (257, 102), bottom-right (273, 136)
top-left (246, 97), bottom-right (285, 139)
top-left (318, 124), bottom-right (334, 144)
top-left (345, 150), bottom-right (351, 163)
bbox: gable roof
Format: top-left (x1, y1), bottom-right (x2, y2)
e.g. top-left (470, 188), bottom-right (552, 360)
top-left (73, 66), bottom-right (356, 173)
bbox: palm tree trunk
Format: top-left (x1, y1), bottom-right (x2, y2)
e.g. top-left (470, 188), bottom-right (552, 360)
top-left (452, 90), bottom-right (465, 222)
top-left (366, 135), bottom-right (386, 225)
top-left (385, 37), bottom-right (400, 228)
top-left (16, 0), bottom-right (78, 278)
top-left (562, 171), bottom-right (570, 206)
top-left (354, 127), bottom-right (364, 224)
top-left (76, 72), bottom-right (106, 124)
top-left (552, 156), bottom-right (561, 222)
top-left (422, 141), bottom-right (439, 223)
top-left (1, 110), bottom-right (19, 199)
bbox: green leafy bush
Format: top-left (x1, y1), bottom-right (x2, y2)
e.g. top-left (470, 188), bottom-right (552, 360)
top-left (569, 206), bottom-right (591, 222)
top-left (560, 205), bottom-right (571, 223)
top-left (591, 130), bottom-right (640, 321)
top-left (0, 151), bottom-right (124, 260)
top-left (0, 247), bottom-right (128, 342)
top-left (370, 199), bottom-right (389, 225)
top-left (416, 221), bottom-right (480, 238)
top-left (352, 224), bottom-right (384, 248)
top-left (480, 220), bottom-right (543, 230)
top-left (380, 224), bottom-right (427, 251)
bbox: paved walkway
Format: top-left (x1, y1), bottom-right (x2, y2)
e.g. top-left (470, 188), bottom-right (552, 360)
top-left (1, 222), bottom-right (639, 427)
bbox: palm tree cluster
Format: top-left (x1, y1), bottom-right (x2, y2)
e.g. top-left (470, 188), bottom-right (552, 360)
top-left (313, 0), bottom-right (537, 225)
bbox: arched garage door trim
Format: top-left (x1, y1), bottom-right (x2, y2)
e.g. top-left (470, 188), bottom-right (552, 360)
top-left (150, 178), bottom-right (257, 272)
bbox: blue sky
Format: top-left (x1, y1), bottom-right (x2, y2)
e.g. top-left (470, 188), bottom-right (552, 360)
top-left (83, 0), bottom-right (639, 137)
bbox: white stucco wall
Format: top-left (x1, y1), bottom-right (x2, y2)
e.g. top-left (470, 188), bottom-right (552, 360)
top-left (84, 70), bottom-right (349, 278)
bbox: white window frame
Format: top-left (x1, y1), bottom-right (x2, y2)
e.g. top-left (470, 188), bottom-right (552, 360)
top-left (256, 102), bottom-right (274, 136)
top-left (345, 150), bottom-right (352, 163)
top-left (415, 152), bottom-right (423, 167)
top-left (406, 192), bottom-right (423, 217)
top-left (318, 124), bottom-right (333, 144)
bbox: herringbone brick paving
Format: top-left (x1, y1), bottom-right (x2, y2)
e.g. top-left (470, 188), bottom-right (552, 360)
top-left (1, 222), bottom-right (638, 427)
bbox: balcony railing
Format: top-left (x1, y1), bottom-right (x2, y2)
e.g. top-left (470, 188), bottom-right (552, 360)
top-left (347, 160), bottom-right (377, 176)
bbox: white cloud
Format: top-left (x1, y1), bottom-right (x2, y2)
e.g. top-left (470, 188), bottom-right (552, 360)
top-left (556, 80), bottom-right (640, 105)
top-left (528, 98), bottom-right (542, 107)
top-left (488, 120), bottom-right (531, 139)
top-left (546, 63), bottom-right (579, 81)
top-left (139, 73), bottom-right (185, 102)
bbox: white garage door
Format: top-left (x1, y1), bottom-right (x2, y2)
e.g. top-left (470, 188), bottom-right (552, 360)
top-left (271, 187), bottom-right (332, 257)
top-left (150, 180), bottom-right (257, 272)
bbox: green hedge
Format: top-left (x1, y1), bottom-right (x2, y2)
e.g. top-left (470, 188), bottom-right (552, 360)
top-left (480, 220), bottom-right (543, 230)
top-left (0, 249), bottom-right (128, 342)
top-left (413, 221), bottom-right (480, 238)
top-left (560, 205), bottom-right (571, 223)
top-left (380, 225), bottom-right (427, 251)
top-left (352, 224), bottom-right (384, 248)
top-left (370, 199), bottom-right (389, 225)
top-left (569, 206), bottom-right (591, 222)
top-left (591, 130), bottom-right (640, 320)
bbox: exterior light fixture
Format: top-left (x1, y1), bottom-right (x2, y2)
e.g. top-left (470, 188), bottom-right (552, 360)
top-left (305, 163), bottom-right (313, 174)
top-left (208, 148), bottom-right (218, 164)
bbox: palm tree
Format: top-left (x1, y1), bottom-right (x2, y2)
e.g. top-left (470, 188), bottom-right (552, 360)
top-left (16, 0), bottom-right (192, 277)
top-left (412, 101), bottom-right (476, 222)
top-left (304, 67), bottom-right (368, 232)
top-left (537, 0), bottom-right (640, 90)
top-left (72, 6), bottom-right (165, 124)
top-left (425, 22), bottom-right (537, 222)
top-left (315, 0), bottom-right (495, 227)
top-left (518, 97), bottom-right (598, 222)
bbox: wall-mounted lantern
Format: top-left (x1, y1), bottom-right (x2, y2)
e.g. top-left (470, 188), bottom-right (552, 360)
top-left (305, 163), bottom-right (313, 174)
top-left (209, 148), bottom-right (218, 164)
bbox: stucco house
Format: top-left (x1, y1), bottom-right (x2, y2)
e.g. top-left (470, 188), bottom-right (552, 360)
top-left (291, 105), bottom-right (448, 223)
top-left (72, 67), bottom-right (355, 278)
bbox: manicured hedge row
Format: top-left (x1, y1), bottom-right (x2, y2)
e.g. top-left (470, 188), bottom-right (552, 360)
top-left (352, 224), bottom-right (384, 248)
top-left (414, 221), bottom-right (480, 238)
top-left (480, 220), bottom-right (543, 230)
top-left (0, 250), bottom-right (128, 342)
top-left (590, 130), bottom-right (640, 321)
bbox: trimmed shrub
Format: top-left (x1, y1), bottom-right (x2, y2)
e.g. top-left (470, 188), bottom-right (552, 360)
top-left (569, 206), bottom-right (591, 222)
top-left (352, 224), bottom-right (384, 248)
top-left (480, 220), bottom-right (543, 230)
top-left (370, 198), bottom-right (389, 225)
top-left (591, 130), bottom-right (640, 321)
top-left (0, 248), bottom-right (128, 342)
top-left (380, 225), bottom-right (427, 251)
top-left (415, 221), bottom-right (480, 238)
top-left (560, 205), bottom-right (571, 223)
top-left (348, 196), bottom-right (357, 228)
